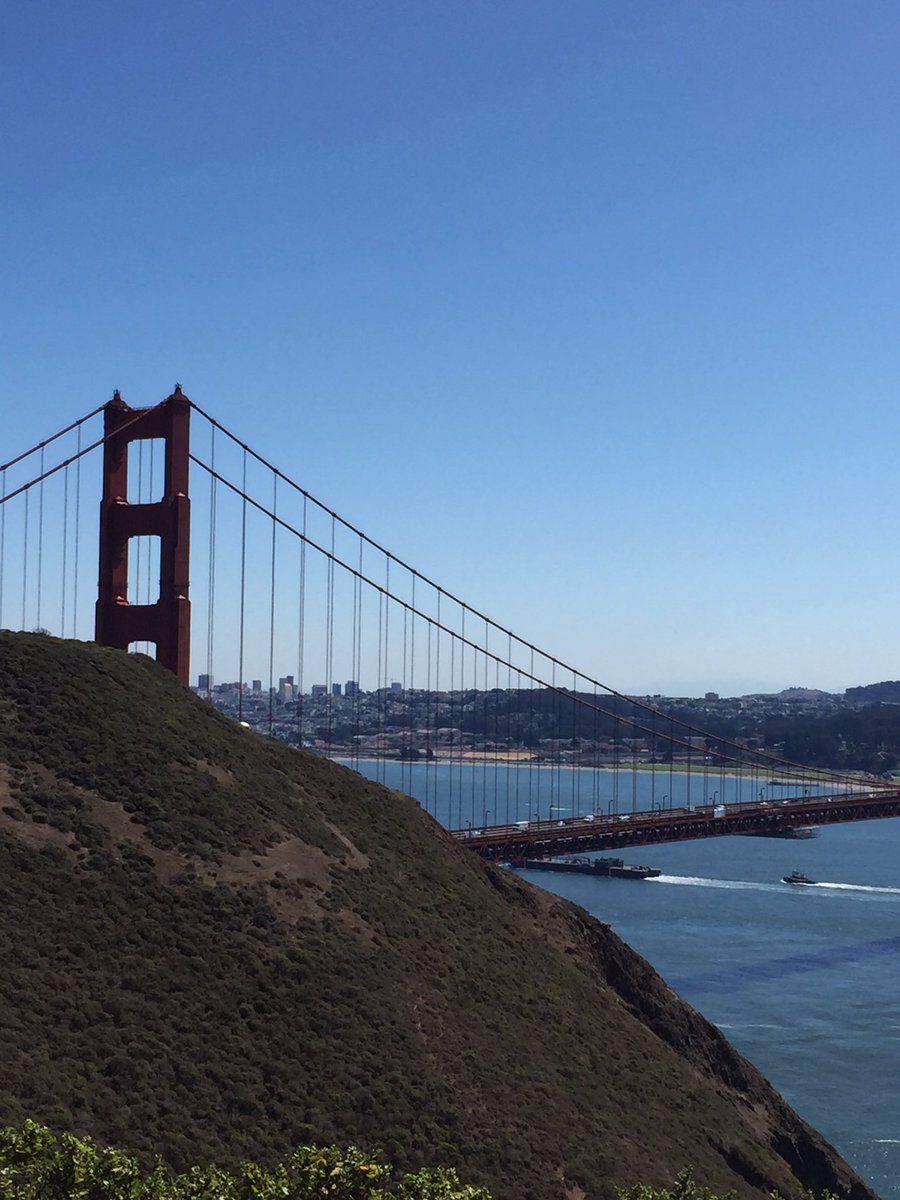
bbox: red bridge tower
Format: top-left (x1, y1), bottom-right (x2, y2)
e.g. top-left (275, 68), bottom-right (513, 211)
top-left (95, 386), bottom-right (191, 683)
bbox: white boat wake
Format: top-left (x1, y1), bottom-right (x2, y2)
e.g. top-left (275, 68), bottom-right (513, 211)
top-left (649, 875), bottom-right (782, 892)
top-left (810, 881), bottom-right (900, 895)
top-left (649, 875), bottom-right (900, 896)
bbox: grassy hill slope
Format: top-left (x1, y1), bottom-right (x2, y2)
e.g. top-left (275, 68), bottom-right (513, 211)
top-left (0, 632), bottom-right (878, 1200)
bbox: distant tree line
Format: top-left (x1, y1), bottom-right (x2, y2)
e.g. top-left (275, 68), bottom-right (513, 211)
top-left (844, 680), bottom-right (900, 705)
top-left (761, 706), bottom-right (900, 774)
top-left (398, 689), bottom-right (900, 773)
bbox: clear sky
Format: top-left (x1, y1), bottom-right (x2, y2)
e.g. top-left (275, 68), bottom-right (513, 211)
top-left (3, 1), bottom-right (899, 696)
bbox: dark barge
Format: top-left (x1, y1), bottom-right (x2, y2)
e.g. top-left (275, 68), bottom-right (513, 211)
top-left (516, 856), bottom-right (661, 880)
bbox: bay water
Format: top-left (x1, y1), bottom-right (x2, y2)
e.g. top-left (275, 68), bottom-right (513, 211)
top-left (343, 760), bottom-right (900, 1199)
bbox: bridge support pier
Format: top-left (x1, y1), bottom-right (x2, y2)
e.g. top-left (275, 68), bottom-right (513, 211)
top-left (94, 386), bottom-right (191, 684)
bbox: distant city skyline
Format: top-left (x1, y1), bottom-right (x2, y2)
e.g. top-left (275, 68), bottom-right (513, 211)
top-left (195, 670), bottom-right (885, 702)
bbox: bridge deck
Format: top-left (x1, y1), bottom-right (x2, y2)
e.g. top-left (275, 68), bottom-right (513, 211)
top-left (454, 789), bottom-right (900, 861)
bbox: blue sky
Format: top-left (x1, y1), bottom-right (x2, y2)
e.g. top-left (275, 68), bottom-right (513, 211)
top-left (3, 1), bottom-right (900, 695)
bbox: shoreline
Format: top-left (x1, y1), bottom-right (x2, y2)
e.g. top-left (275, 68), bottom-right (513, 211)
top-left (329, 754), bottom-right (837, 783)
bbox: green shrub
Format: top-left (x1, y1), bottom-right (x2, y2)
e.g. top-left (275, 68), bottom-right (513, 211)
top-left (615, 1169), bottom-right (840, 1200)
top-left (0, 1122), bottom-right (491, 1200)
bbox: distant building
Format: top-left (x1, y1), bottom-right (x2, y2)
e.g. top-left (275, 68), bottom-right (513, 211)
top-left (345, 680), bottom-right (359, 697)
top-left (252, 679), bottom-right (262, 693)
top-left (198, 673), bottom-right (212, 691)
top-left (332, 682), bottom-right (342, 697)
top-left (391, 681), bottom-right (403, 694)
top-left (311, 684), bottom-right (327, 698)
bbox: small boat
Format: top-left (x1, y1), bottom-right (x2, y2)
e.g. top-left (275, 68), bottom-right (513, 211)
top-left (782, 870), bottom-right (816, 886)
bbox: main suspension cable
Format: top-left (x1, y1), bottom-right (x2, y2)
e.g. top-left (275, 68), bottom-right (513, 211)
top-left (187, 405), bottom-right (848, 786)
top-left (188, 450), bottom-right (857, 788)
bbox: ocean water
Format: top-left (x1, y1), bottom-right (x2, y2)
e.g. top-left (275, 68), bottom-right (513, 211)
top-left (343, 760), bottom-right (900, 1199)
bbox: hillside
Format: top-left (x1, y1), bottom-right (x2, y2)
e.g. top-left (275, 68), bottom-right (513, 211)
top-left (0, 632), bottom-right (879, 1200)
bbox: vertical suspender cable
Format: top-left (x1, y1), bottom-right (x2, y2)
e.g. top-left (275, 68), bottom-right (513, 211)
top-left (494, 647), bottom-right (502, 826)
top-left (403, 585), bottom-right (410, 715)
top-left (36, 447), bottom-right (44, 630)
top-left (296, 495), bottom-right (308, 749)
top-left (405, 577), bottom-right (415, 794)
top-left (462, 610), bottom-right (474, 828)
top-left (267, 473), bottom-right (277, 736)
top-left (612, 695), bottom-right (620, 816)
top-left (21, 489), bottom-right (29, 629)
top-left (383, 556), bottom-right (391, 690)
top-left (376, 574), bottom-right (384, 783)
top-left (424, 593), bottom-right (432, 813)
top-left (631, 704), bottom-right (639, 814)
top-left (449, 625), bottom-right (456, 827)
top-left (573, 669), bottom-right (580, 816)
top-left (206, 428), bottom-right (217, 696)
top-left (528, 648), bottom-right (535, 822)
top-left (61, 464), bottom-right (69, 635)
top-left (73, 425), bottom-right (81, 638)
top-left (1, 467), bottom-right (7, 627)
top-left (376, 586), bottom-right (383, 781)
top-left (540, 652), bottom-right (547, 820)
top-left (238, 448), bottom-right (248, 724)
top-left (518, 672), bottom-right (525, 821)
top-left (453, 620), bottom-right (460, 829)
top-left (435, 591), bottom-right (444, 821)
top-left (550, 661), bottom-right (558, 818)
top-left (506, 634), bottom-right (513, 824)
top-left (474, 646), bottom-right (482, 826)
top-left (483, 622), bottom-right (490, 825)
top-left (349, 537), bottom-right (359, 764)
top-left (592, 682), bottom-right (600, 815)
top-left (325, 515), bottom-right (335, 755)
top-left (351, 532), bottom-right (361, 765)
top-left (434, 591), bottom-right (442, 818)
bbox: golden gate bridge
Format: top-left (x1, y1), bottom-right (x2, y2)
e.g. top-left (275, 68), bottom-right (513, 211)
top-left (3, 386), bottom-right (900, 856)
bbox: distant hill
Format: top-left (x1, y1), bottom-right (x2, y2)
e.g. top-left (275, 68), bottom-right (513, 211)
top-left (0, 632), bottom-right (878, 1200)
top-left (845, 680), bottom-right (900, 705)
top-left (775, 687), bottom-right (837, 701)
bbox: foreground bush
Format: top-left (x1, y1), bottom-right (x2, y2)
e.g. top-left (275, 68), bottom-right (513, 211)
top-left (0, 1122), bottom-right (491, 1200)
top-left (615, 1168), bottom-right (839, 1200)
top-left (0, 1124), bottom-right (848, 1200)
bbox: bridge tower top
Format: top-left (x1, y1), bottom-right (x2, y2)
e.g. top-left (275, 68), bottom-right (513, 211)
top-left (94, 386), bottom-right (191, 683)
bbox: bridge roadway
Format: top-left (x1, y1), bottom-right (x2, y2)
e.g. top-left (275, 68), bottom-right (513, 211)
top-left (454, 788), bottom-right (900, 862)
